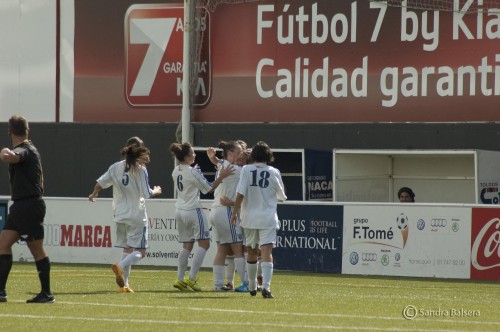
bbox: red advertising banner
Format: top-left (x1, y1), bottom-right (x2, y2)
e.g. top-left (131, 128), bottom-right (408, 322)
top-left (125, 4), bottom-right (210, 107)
top-left (471, 208), bottom-right (500, 280)
top-left (74, 0), bottom-right (500, 122)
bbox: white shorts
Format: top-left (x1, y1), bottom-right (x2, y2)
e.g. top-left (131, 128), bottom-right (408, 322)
top-left (209, 206), bottom-right (243, 244)
top-left (243, 228), bottom-right (276, 250)
top-left (176, 208), bottom-right (210, 243)
top-left (115, 221), bottom-right (148, 249)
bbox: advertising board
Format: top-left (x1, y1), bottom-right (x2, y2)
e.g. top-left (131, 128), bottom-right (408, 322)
top-left (342, 205), bottom-right (471, 278)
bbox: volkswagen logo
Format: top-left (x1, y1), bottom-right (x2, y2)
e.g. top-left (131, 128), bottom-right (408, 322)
top-left (381, 254), bottom-right (389, 266)
top-left (417, 219), bottom-right (425, 230)
top-left (362, 253), bottom-right (377, 261)
top-left (431, 218), bottom-right (447, 227)
top-left (350, 252), bottom-right (359, 265)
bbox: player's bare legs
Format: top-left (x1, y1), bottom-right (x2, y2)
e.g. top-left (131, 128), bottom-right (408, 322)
top-left (26, 239), bottom-right (49, 261)
top-left (0, 230), bottom-right (20, 255)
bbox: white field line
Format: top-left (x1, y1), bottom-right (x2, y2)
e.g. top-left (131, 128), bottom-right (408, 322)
top-left (8, 268), bottom-right (499, 329)
top-left (0, 313), bottom-right (484, 332)
top-left (15, 269), bottom-right (500, 290)
top-left (3, 300), bottom-right (499, 329)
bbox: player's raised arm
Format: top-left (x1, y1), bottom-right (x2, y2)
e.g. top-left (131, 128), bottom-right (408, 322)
top-left (207, 147), bottom-right (220, 166)
top-left (0, 147), bottom-right (20, 164)
top-left (88, 183), bottom-right (103, 202)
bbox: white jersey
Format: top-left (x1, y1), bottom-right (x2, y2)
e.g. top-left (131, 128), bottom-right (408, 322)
top-left (236, 162), bottom-right (287, 229)
top-left (172, 163), bottom-right (213, 210)
top-left (212, 159), bottom-right (241, 208)
top-left (97, 160), bottom-right (153, 224)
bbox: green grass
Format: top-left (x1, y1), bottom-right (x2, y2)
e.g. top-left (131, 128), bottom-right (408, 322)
top-left (1, 263), bottom-right (499, 331)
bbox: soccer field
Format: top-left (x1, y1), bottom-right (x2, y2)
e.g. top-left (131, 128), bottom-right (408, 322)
top-left (0, 263), bottom-right (499, 331)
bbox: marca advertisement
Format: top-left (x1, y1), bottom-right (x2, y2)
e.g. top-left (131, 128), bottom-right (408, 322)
top-left (342, 205), bottom-right (471, 278)
top-left (470, 208), bottom-right (500, 280)
top-left (10, 198), bottom-right (217, 267)
top-left (274, 204), bottom-right (343, 273)
top-left (72, 0), bottom-right (500, 123)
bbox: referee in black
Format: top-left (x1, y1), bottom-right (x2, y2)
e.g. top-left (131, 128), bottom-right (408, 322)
top-left (0, 115), bottom-right (54, 303)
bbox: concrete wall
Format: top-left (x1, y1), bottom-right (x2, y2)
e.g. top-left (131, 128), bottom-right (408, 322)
top-left (0, 122), bottom-right (499, 198)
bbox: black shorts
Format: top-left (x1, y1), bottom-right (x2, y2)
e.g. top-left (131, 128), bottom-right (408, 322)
top-left (4, 198), bottom-right (46, 242)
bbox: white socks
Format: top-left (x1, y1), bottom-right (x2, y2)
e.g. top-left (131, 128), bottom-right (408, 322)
top-left (188, 247), bottom-right (207, 280)
top-left (225, 256), bottom-right (235, 285)
top-left (120, 251), bottom-right (142, 267)
top-left (246, 261), bottom-right (258, 291)
top-left (234, 257), bottom-right (246, 284)
top-left (213, 265), bottom-right (225, 288)
top-left (261, 261), bottom-right (273, 291)
top-left (120, 251), bottom-right (142, 286)
top-left (177, 248), bottom-right (191, 280)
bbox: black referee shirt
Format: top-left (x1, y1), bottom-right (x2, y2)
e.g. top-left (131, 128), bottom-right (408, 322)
top-left (9, 140), bottom-right (44, 201)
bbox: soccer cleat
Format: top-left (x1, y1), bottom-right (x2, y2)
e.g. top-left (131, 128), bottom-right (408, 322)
top-left (223, 282), bottom-right (233, 290)
top-left (111, 263), bottom-right (125, 288)
top-left (249, 290), bottom-right (257, 296)
top-left (235, 282), bottom-right (249, 292)
top-left (213, 286), bottom-right (228, 292)
top-left (173, 278), bottom-right (189, 291)
top-left (119, 286), bottom-right (134, 293)
top-left (0, 290), bottom-right (7, 303)
top-left (262, 288), bottom-right (274, 299)
top-left (184, 277), bottom-right (202, 291)
top-left (221, 284), bottom-right (233, 291)
top-left (27, 291), bottom-right (55, 303)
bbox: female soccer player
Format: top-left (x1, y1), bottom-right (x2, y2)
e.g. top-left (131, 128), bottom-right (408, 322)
top-left (170, 142), bottom-right (234, 291)
top-left (230, 141), bottom-right (287, 298)
top-left (89, 139), bottom-right (161, 292)
top-left (207, 141), bottom-right (250, 292)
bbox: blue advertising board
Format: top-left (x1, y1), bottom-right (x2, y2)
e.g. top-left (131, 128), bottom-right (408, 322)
top-left (274, 204), bottom-right (343, 273)
top-left (304, 149), bottom-right (333, 201)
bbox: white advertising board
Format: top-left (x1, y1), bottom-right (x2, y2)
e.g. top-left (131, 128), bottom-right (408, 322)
top-left (342, 205), bottom-right (471, 278)
top-left (11, 198), bottom-right (216, 267)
